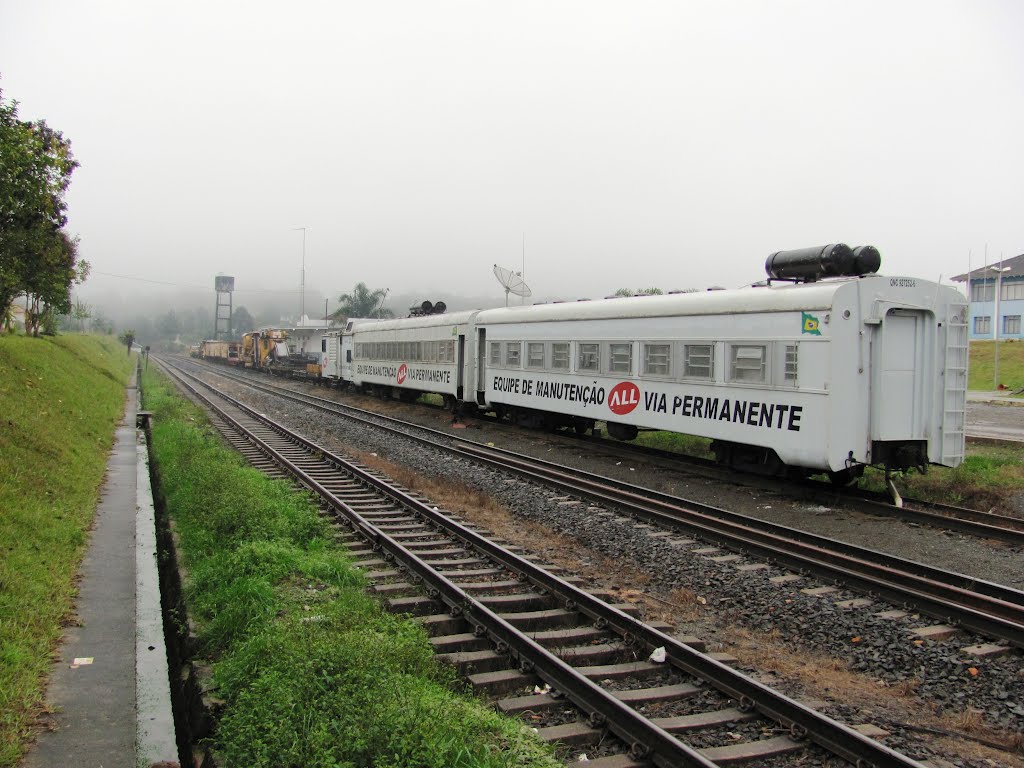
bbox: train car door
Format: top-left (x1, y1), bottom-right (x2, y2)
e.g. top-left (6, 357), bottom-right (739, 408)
top-left (872, 308), bottom-right (925, 441)
top-left (340, 332), bottom-right (355, 383)
top-left (476, 328), bottom-right (487, 405)
top-left (457, 334), bottom-right (465, 400)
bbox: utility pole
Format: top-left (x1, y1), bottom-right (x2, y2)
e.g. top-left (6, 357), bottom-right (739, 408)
top-left (293, 227), bottom-right (307, 324)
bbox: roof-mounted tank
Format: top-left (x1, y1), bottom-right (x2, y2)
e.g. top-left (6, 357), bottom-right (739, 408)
top-left (765, 244), bottom-right (881, 282)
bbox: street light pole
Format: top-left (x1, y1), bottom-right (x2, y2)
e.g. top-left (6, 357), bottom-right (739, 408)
top-left (293, 227), bottom-right (307, 324)
top-left (990, 262), bottom-right (1010, 390)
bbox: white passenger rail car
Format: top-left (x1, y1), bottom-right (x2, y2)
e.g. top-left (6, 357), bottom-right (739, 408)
top-left (318, 245), bottom-right (967, 483)
top-left (343, 310), bottom-right (480, 407)
top-left (473, 246), bottom-right (967, 482)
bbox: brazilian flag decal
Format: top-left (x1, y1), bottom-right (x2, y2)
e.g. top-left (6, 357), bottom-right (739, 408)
top-left (802, 312), bottom-right (822, 335)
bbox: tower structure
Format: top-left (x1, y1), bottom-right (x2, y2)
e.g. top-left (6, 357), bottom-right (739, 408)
top-left (214, 275), bottom-right (234, 339)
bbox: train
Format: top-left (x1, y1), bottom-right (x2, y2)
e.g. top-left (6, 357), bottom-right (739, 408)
top-left (208, 245), bottom-right (970, 483)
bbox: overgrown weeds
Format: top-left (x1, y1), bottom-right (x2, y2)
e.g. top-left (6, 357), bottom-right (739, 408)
top-left (143, 368), bottom-right (559, 768)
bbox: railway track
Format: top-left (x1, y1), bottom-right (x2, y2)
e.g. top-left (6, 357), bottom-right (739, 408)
top-left (183, 357), bottom-right (1024, 545)
top-left (173, 358), bottom-right (1024, 648)
top-left (158, 357), bottom-right (928, 767)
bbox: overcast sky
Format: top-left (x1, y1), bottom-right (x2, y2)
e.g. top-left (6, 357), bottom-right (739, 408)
top-left (2, 1), bottom-right (1022, 312)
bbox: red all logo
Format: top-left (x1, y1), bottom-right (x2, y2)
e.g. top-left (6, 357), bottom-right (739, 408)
top-left (607, 381), bottom-right (640, 415)
top-left (396, 363), bottom-right (408, 385)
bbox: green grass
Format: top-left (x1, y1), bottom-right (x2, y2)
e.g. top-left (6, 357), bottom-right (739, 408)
top-left (859, 443), bottom-right (1024, 508)
top-left (632, 428), bottom-right (715, 458)
top-left (142, 368), bottom-right (559, 768)
top-left (968, 339), bottom-right (1024, 392)
top-left (0, 334), bottom-right (134, 767)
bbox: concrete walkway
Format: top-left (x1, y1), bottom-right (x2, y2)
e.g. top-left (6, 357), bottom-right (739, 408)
top-left (22, 367), bottom-right (178, 768)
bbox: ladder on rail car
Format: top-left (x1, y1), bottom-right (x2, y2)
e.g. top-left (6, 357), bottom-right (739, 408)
top-left (941, 309), bottom-right (968, 466)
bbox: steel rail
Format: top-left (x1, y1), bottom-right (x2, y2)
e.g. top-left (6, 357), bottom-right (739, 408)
top-left (456, 441), bottom-right (1024, 649)
top-left (157, 362), bottom-right (720, 767)
top-left (184, 357), bottom-right (1024, 545)
top-left (159, 358), bottom-right (927, 768)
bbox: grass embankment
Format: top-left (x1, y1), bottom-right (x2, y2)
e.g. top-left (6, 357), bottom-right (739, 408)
top-left (969, 339), bottom-right (1024, 392)
top-left (142, 368), bottom-right (558, 768)
top-left (0, 334), bottom-right (134, 767)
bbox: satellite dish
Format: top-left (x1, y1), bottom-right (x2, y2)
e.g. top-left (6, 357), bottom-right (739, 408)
top-left (493, 264), bottom-right (532, 306)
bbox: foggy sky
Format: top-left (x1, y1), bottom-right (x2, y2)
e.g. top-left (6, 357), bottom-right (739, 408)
top-left (2, 1), bottom-right (1022, 316)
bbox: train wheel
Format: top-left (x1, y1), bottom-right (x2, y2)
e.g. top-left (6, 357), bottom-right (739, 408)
top-left (828, 466), bottom-right (863, 486)
top-left (573, 417), bottom-right (594, 435)
top-left (606, 422), bottom-right (638, 441)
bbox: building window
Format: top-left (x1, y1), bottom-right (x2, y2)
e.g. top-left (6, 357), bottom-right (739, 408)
top-left (526, 342), bottom-right (545, 368)
top-left (729, 344), bottom-right (767, 383)
top-left (643, 343), bottom-right (671, 376)
top-left (783, 344), bottom-right (798, 384)
top-left (578, 343), bottom-right (599, 372)
top-left (551, 343), bottom-right (570, 370)
top-left (1004, 315), bottom-right (1021, 335)
top-left (972, 282), bottom-right (995, 302)
top-left (608, 343), bottom-right (632, 374)
top-left (489, 342), bottom-right (501, 366)
top-left (505, 342), bottom-right (521, 367)
top-left (974, 316), bottom-right (991, 335)
top-left (1002, 281), bottom-right (1024, 301)
top-left (683, 344), bottom-right (714, 379)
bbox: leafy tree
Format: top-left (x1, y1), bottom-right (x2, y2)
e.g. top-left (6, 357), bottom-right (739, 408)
top-left (156, 308), bottom-right (180, 339)
top-left (0, 86), bottom-right (84, 333)
top-left (330, 283), bottom-right (393, 322)
top-left (614, 287), bottom-right (663, 297)
top-left (119, 328), bottom-right (135, 354)
top-left (91, 308), bottom-right (113, 335)
top-left (232, 305), bottom-right (256, 333)
top-left (72, 297), bottom-right (90, 330)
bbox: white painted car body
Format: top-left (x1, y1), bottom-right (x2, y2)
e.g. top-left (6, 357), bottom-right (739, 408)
top-left (472, 276), bottom-right (967, 472)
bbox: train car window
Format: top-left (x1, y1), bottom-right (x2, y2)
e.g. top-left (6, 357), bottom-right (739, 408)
top-left (505, 342), bottom-right (522, 367)
top-left (489, 342), bottom-right (502, 366)
top-left (608, 343), bottom-right (632, 374)
top-left (442, 341), bottom-right (455, 363)
top-left (578, 343), bottom-right (599, 372)
top-left (551, 343), bottom-right (570, 370)
top-left (729, 344), bottom-right (767, 383)
top-left (683, 344), bottom-right (714, 379)
top-left (974, 316), bottom-right (991, 334)
top-left (643, 343), bottom-right (671, 376)
top-left (783, 344), bottom-right (798, 384)
top-left (526, 343), bottom-right (545, 368)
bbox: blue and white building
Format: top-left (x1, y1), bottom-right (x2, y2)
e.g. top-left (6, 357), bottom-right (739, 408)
top-left (952, 254), bottom-right (1024, 340)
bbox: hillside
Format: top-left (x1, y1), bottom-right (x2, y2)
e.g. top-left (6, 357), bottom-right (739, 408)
top-left (0, 334), bottom-right (134, 767)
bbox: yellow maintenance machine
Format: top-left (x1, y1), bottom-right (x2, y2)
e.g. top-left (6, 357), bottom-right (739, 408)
top-left (240, 329), bottom-right (289, 370)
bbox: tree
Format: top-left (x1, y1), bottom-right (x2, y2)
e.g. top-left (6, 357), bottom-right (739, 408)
top-left (330, 283), bottom-right (393, 322)
top-left (232, 306), bottom-right (256, 333)
top-left (91, 308), bottom-right (113, 335)
top-left (614, 287), bottom-right (665, 297)
top-left (72, 297), bottom-right (90, 331)
top-left (0, 87), bottom-right (83, 333)
top-left (119, 329), bottom-right (135, 354)
top-left (156, 309), bottom-right (180, 339)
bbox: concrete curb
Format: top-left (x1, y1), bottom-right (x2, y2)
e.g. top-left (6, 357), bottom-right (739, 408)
top-left (136, 414), bottom-right (180, 766)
